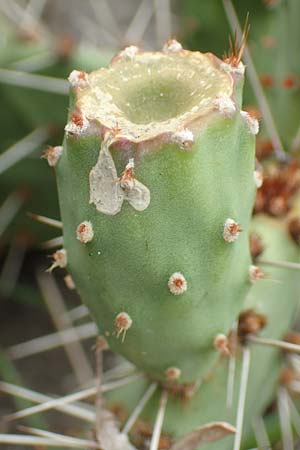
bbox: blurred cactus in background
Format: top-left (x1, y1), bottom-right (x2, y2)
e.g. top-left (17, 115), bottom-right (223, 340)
top-left (181, 0), bottom-right (300, 155)
top-left (1, 1), bottom-right (300, 450)
top-left (0, 7), bottom-right (112, 244)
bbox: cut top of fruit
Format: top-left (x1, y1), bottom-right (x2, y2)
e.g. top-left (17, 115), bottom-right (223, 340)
top-left (76, 49), bottom-right (234, 142)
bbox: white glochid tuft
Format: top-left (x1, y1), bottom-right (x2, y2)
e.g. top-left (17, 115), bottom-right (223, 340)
top-left (44, 146), bottom-right (63, 167)
top-left (165, 367), bottom-right (181, 381)
top-left (163, 39), bottom-right (183, 53)
top-left (240, 111), bottom-right (259, 135)
top-left (220, 61), bottom-right (245, 76)
top-left (171, 128), bottom-right (194, 150)
top-left (119, 45), bottom-right (139, 60)
top-left (168, 272), bottom-right (187, 295)
top-left (213, 95), bottom-right (236, 117)
top-left (214, 333), bottom-right (230, 356)
top-left (254, 170), bottom-right (263, 188)
top-left (223, 218), bottom-right (241, 243)
top-left (68, 70), bottom-right (89, 88)
top-left (249, 265), bottom-right (265, 283)
top-left (115, 312), bottom-right (133, 342)
top-left (76, 221), bottom-right (94, 244)
top-left (47, 249), bottom-right (67, 272)
top-left (65, 111), bottom-right (91, 137)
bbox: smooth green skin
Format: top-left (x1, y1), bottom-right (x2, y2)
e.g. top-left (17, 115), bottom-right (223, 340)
top-left (56, 110), bottom-right (256, 383)
top-left (106, 214), bottom-right (300, 450)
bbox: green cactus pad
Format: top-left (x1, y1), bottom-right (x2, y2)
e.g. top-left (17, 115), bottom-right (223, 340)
top-left (56, 44), bottom-right (257, 383)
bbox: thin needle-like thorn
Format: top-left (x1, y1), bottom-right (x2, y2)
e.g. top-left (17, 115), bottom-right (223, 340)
top-left (223, 14), bottom-right (249, 66)
top-left (95, 338), bottom-right (104, 440)
top-left (0, 434), bottom-right (98, 448)
top-left (0, 69), bottom-right (68, 95)
top-left (0, 127), bottom-right (50, 175)
top-left (0, 1), bottom-right (26, 27)
top-left (278, 387), bottom-right (293, 450)
top-left (18, 426), bottom-right (99, 449)
top-left (249, 335), bottom-right (300, 354)
top-left (292, 302), bottom-right (300, 332)
top-left (286, 390), bottom-right (300, 437)
top-left (258, 259), bottom-right (300, 271)
top-left (222, 0), bottom-right (287, 162)
top-left (122, 382), bottom-right (158, 434)
top-left (21, 0), bottom-right (48, 26)
top-left (40, 236), bottom-right (64, 249)
top-left (0, 381), bottom-right (95, 423)
top-left (66, 305), bottom-right (90, 322)
top-left (233, 347), bottom-right (251, 450)
top-left (0, 237), bottom-right (27, 300)
top-left (288, 354), bottom-right (300, 373)
top-left (101, 361), bottom-right (137, 381)
top-left (227, 321), bottom-right (237, 411)
top-left (150, 389), bottom-right (168, 450)
top-left (88, 0), bottom-right (121, 44)
top-left (5, 373), bottom-right (143, 422)
top-left (0, 0), bottom-right (51, 42)
top-left (36, 272), bottom-right (94, 386)
top-left (12, 0), bottom-right (50, 36)
top-left (252, 416), bottom-right (271, 450)
top-left (11, 52), bottom-right (59, 73)
top-left (28, 213), bottom-right (62, 229)
top-left (72, 14), bottom-right (116, 48)
top-left (0, 364), bottom-right (137, 424)
top-left (237, 14), bottom-right (249, 65)
top-left (226, 353), bottom-right (236, 411)
top-left (7, 322), bottom-right (97, 360)
top-left (154, 0), bottom-right (172, 46)
top-left (0, 192), bottom-right (24, 237)
top-left (124, 0), bottom-right (153, 44)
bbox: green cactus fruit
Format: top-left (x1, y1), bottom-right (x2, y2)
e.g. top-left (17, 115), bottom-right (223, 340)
top-left (55, 41), bottom-right (258, 384)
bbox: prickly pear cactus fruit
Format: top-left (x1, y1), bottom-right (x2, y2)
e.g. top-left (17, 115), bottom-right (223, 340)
top-left (55, 41), bottom-right (258, 385)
